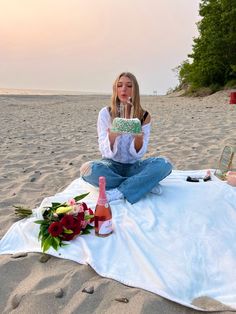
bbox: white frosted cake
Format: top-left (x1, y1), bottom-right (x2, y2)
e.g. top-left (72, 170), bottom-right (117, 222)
top-left (111, 118), bottom-right (142, 134)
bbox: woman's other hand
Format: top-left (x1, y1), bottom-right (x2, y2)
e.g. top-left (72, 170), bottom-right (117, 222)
top-left (125, 97), bottom-right (133, 119)
top-left (134, 132), bottom-right (143, 152)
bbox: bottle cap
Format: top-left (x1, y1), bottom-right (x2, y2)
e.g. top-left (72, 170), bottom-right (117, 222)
top-left (99, 176), bottom-right (106, 184)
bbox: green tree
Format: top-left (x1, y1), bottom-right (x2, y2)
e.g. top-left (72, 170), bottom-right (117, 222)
top-left (220, 0), bottom-right (236, 80)
top-left (177, 0), bottom-right (236, 91)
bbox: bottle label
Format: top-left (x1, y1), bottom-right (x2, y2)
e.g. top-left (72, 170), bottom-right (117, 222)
top-left (98, 219), bottom-right (112, 235)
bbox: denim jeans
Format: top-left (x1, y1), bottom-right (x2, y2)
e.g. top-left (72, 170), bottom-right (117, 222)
top-left (81, 157), bottom-right (172, 204)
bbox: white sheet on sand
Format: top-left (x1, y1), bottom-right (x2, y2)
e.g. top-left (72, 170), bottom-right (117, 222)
top-left (1, 170), bottom-right (236, 311)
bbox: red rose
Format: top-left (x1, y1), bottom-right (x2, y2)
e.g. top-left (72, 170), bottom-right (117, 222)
top-left (60, 214), bottom-right (75, 229)
top-left (48, 222), bottom-right (63, 237)
top-left (77, 211), bottom-right (84, 221)
top-left (72, 217), bottom-right (81, 235)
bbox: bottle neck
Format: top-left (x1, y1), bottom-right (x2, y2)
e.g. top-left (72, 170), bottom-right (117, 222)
top-left (97, 177), bottom-right (108, 205)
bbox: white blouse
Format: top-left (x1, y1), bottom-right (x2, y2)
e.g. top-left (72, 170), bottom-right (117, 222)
top-left (97, 107), bottom-right (151, 164)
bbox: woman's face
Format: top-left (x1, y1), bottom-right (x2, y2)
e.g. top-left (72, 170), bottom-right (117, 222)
top-left (117, 75), bottom-right (133, 103)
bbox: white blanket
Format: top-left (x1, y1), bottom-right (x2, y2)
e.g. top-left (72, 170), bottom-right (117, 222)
top-left (1, 170), bottom-right (236, 311)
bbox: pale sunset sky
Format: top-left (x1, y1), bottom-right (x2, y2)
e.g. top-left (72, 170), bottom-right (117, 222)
top-left (0, 0), bottom-right (200, 95)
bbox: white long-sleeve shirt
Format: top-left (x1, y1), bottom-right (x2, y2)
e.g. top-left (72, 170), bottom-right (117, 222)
top-left (97, 107), bottom-right (151, 164)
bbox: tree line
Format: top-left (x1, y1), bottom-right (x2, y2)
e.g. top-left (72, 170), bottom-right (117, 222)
top-left (177, 0), bottom-right (236, 94)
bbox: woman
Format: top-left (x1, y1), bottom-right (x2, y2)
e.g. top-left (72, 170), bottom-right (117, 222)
top-left (80, 72), bottom-right (172, 204)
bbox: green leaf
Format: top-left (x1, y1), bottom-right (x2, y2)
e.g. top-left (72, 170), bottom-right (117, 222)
top-left (51, 237), bottom-right (60, 251)
top-left (60, 242), bottom-right (69, 247)
top-left (38, 229), bottom-right (43, 240)
top-left (42, 242), bottom-right (51, 253)
top-left (35, 219), bottom-right (51, 226)
top-left (39, 225), bottom-right (49, 242)
top-left (42, 235), bottom-right (53, 252)
top-left (82, 229), bottom-right (91, 235)
top-left (40, 224), bottom-right (49, 234)
top-left (41, 234), bottom-right (48, 243)
top-left (51, 202), bottom-right (61, 208)
top-left (34, 220), bottom-right (46, 224)
top-left (63, 228), bottom-right (73, 234)
top-left (84, 214), bottom-right (94, 220)
top-left (74, 192), bottom-right (90, 202)
top-left (86, 224), bottom-right (94, 230)
top-left (54, 237), bottom-right (60, 245)
top-left (51, 202), bottom-right (66, 210)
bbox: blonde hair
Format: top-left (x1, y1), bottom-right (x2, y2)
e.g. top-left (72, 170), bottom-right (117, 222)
top-left (110, 72), bottom-right (144, 120)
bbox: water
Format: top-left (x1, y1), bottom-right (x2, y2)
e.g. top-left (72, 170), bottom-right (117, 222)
top-left (0, 88), bottom-right (110, 96)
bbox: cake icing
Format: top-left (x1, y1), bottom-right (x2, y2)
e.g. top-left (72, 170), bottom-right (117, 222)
top-left (111, 118), bottom-right (142, 134)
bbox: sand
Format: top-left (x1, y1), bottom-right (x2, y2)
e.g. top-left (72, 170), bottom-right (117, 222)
top-left (0, 90), bottom-right (236, 313)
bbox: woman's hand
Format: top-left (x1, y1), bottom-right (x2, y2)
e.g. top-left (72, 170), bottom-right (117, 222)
top-left (108, 128), bottom-right (120, 150)
top-left (134, 132), bottom-right (144, 152)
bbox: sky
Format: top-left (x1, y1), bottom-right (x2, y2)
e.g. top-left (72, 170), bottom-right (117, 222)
top-left (0, 0), bottom-right (200, 95)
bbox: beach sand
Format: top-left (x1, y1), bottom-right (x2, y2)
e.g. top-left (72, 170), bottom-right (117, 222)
top-left (0, 91), bottom-right (236, 313)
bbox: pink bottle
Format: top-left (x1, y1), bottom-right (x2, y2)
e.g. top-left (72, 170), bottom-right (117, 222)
top-left (94, 177), bottom-right (113, 237)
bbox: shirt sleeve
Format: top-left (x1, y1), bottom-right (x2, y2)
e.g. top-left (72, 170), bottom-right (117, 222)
top-left (97, 107), bottom-right (119, 158)
top-left (129, 123), bottom-right (151, 158)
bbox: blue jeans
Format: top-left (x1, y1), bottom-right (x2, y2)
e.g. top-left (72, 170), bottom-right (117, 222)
top-left (81, 157), bottom-right (172, 204)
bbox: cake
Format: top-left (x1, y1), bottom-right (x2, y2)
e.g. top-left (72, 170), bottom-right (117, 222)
top-left (111, 118), bottom-right (142, 134)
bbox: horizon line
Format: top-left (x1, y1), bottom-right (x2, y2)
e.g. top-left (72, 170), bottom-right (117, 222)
top-left (0, 87), bottom-right (166, 96)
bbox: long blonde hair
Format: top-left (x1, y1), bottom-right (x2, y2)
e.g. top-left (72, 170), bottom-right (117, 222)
top-left (110, 72), bottom-right (144, 121)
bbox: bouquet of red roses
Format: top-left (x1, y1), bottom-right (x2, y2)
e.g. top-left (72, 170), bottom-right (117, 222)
top-left (32, 192), bottom-right (94, 252)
